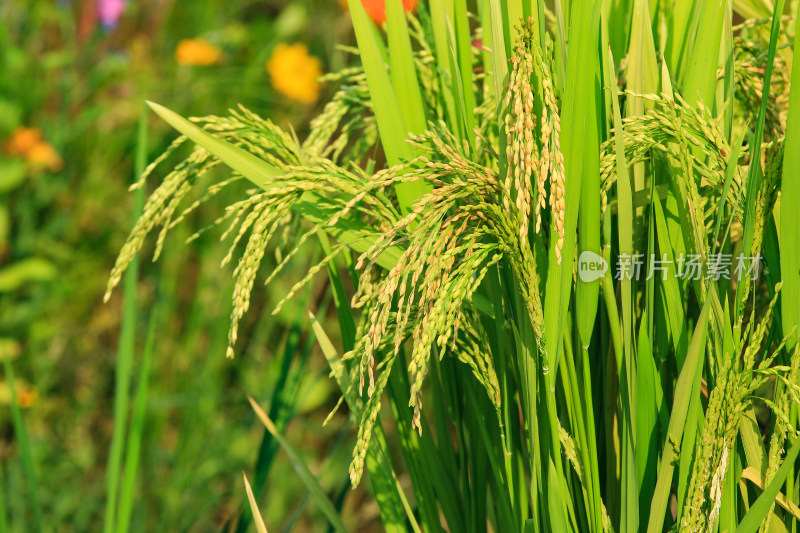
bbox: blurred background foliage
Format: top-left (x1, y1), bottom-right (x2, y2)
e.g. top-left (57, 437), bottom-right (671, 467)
top-left (0, 0), bottom-right (378, 530)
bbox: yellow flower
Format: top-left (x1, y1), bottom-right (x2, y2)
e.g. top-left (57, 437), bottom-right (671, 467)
top-left (175, 39), bottom-right (222, 66)
top-left (266, 43), bottom-right (323, 105)
top-left (4, 127), bottom-right (63, 172)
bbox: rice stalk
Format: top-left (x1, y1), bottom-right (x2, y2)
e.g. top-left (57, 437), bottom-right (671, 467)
top-left (105, 3), bottom-right (800, 531)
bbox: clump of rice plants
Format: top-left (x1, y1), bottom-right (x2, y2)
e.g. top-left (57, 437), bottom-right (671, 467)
top-left (108, 0), bottom-right (800, 531)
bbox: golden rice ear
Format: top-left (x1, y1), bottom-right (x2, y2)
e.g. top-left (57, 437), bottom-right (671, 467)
top-left (504, 22), bottom-right (537, 245)
top-left (504, 20), bottom-right (566, 262)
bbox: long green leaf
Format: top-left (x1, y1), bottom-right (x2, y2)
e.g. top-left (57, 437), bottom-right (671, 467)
top-left (652, 196), bottom-right (689, 366)
top-left (665, 0), bottom-right (693, 72)
top-left (309, 315), bottom-right (417, 533)
top-left (345, 0), bottom-right (429, 210)
top-left (626, 0), bottom-right (659, 201)
top-left (544, 0), bottom-right (599, 378)
top-left (735, 0), bottom-right (786, 321)
top-left (451, 0), bottom-right (476, 145)
top-left (386, 0), bottom-right (427, 134)
top-left (780, 8), bottom-right (800, 353)
top-left (104, 103), bottom-right (148, 533)
top-left (635, 320), bottom-right (659, 521)
top-left (116, 309), bottom-right (157, 533)
top-left (248, 397), bottom-right (349, 533)
top-left (736, 437), bottom-right (800, 533)
top-left (602, 27), bottom-right (639, 533)
top-left (646, 299), bottom-right (711, 533)
top-left (147, 101), bottom-right (278, 187)
top-left (428, 0), bottom-right (460, 133)
top-left (681, 0), bottom-right (727, 108)
top-left (575, 25), bottom-right (602, 348)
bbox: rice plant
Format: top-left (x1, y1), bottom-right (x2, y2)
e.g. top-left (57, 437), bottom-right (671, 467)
top-left (108, 0), bottom-right (800, 530)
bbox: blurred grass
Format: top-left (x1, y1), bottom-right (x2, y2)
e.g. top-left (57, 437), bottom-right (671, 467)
top-left (102, 101), bottom-right (146, 533)
top-left (0, 0), bottom-right (379, 531)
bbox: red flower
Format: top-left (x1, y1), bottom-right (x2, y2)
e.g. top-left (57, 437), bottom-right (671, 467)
top-left (359, 0), bottom-right (418, 25)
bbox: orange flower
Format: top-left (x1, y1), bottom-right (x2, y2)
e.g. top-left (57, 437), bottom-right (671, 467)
top-left (4, 127), bottom-right (42, 156)
top-left (359, 0), bottom-right (418, 25)
top-left (175, 39), bottom-right (222, 66)
top-left (0, 381), bottom-right (38, 409)
top-left (4, 127), bottom-right (63, 172)
top-left (266, 43), bottom-right (323, 105)
top-left (26, 142), bottom-right (63, 172)
top-left (17, 387), bottom-right (38, 409)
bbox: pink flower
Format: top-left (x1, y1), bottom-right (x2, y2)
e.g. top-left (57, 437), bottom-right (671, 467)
top-left (97, 0), bottom-right (126, 28)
